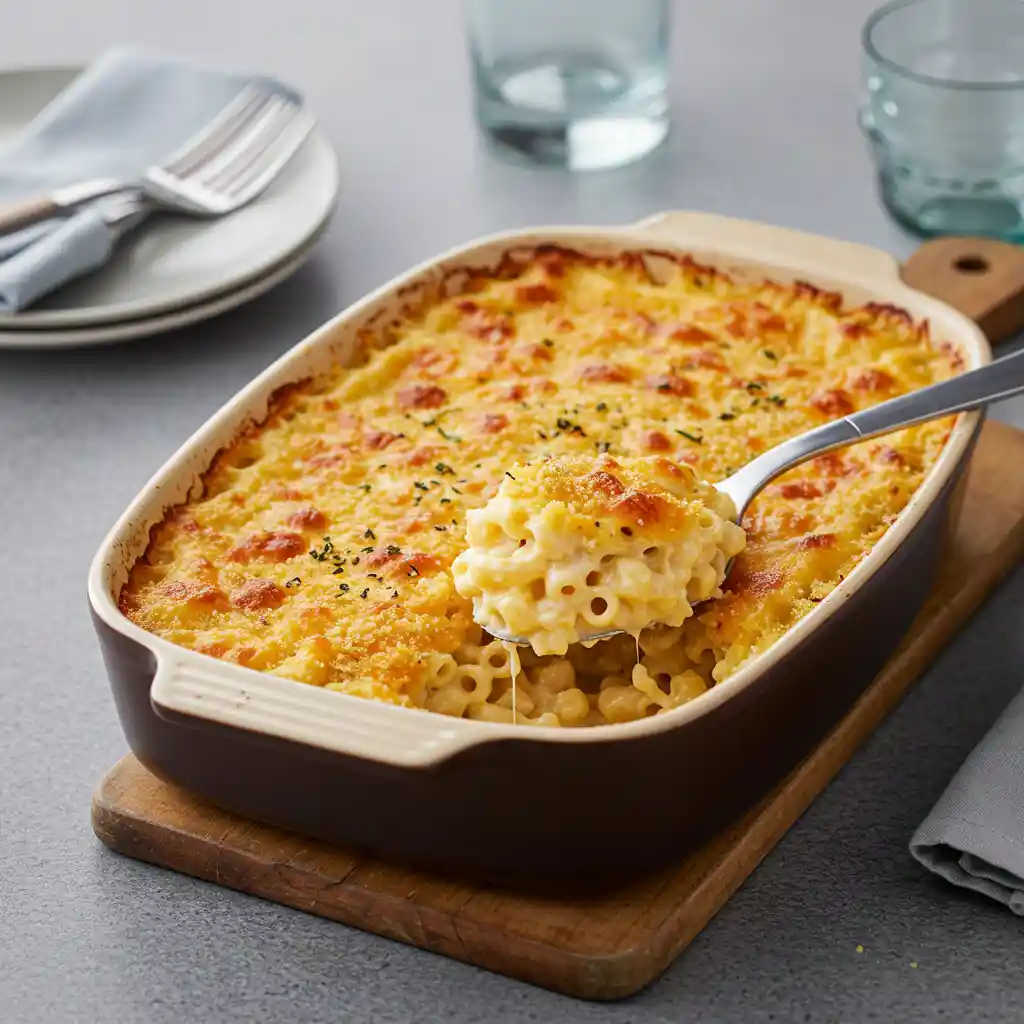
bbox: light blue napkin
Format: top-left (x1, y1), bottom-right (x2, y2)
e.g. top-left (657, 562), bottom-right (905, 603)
top-left (911, 685), bottom-right (1024, 915)
top-left (0, 47), bottom-right (300, 313)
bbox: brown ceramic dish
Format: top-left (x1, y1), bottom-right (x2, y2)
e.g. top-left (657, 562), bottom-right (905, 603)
top-left (88, 212), bottom-right (990, 884)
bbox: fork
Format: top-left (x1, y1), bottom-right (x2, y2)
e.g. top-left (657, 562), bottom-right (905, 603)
top-left (0, 84), bottom-right (314, 235)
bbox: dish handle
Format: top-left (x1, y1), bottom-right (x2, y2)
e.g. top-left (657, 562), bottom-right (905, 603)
top-left (631, 210), bottom-right (902, 283)
top-left (149, 651), bottom-right (477, 768)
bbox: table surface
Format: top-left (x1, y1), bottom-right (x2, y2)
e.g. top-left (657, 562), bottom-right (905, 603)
top-left (2, 2), bottom-right (1022, 1021)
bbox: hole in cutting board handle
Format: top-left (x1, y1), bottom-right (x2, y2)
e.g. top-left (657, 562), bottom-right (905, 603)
top-left (953, 255), bottom-right (990, 274)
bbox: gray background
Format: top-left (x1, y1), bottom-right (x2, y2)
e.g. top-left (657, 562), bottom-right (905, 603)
top-left (1, 1), bottom-right (1022, 1021)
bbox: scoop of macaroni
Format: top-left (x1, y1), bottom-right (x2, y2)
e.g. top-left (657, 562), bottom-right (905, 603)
top-left (451, 455), bottom-right (746, 656)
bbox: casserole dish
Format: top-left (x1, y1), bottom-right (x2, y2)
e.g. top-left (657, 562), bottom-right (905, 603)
top-left (89, 212), bottom-right (990, 882)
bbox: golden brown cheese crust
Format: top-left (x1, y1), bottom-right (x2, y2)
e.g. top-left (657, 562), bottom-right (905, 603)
top-left (120, 246), bottom-right (958, 723)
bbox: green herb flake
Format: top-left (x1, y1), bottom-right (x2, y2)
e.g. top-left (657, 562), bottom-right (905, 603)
top-left (437, 426), bottom-right (461, 443)
top-left (596, 402), bottom-right (608, 412)
top-left (745, 381), bottom-right (765, 392)
top-left (309, 537), bottom-right (334, 562)
top-left (434, 525), bottom-right (447, 532)
top-left (769, 394), bottom-right (786, 407)
top-left (435, 462), bottom-right (454, 475)
top-left (763, 349), bottom-right (777, 360)
top-left (360, 588), bottom-right (369, 599)
top-left (361, 546), bottom-right (375, 554)
top-left (285, 577), bottom-right (302, 588)
top-left (676, 429), bottom-right (704, 444)
top-left (719, 412), bottom-right (736, 421)
top-left (408, 565), bottom-right (419, 577)
top-left (596, 441), bottom-right (611, 453)
top-left (505, 471), bottom-right (516, 480)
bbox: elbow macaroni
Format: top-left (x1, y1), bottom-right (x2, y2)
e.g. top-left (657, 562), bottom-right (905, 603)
top-left (452, 455), bottom-right (745, 655)
top-left (119, 246), bottom-right (960, 727)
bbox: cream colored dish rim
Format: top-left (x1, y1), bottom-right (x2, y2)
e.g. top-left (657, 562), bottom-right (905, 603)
top-left (87, 211), bottom-right (991, 767)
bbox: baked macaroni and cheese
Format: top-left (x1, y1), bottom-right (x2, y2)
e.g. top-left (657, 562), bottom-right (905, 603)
top-left (120, 246), bottom-right (960, 727)
top-left (452, 454), bottom-right (745, 655)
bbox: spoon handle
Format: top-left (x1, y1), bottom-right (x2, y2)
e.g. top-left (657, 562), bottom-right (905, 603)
top-left (718, 346), bottom-right (1024, 518)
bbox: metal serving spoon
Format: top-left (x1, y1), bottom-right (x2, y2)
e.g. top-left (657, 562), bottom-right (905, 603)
top-left (487, 345), bottom-right (1024, 646)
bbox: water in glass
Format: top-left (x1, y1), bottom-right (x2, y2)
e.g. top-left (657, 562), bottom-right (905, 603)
top-left (465, 0), bottom-right (670, 171)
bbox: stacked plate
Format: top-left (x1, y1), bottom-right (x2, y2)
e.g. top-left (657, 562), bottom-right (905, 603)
top-left (0, 68), bottom-right (339, 349)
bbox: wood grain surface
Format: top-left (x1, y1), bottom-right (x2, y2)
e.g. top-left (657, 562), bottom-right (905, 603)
top-left (902, 236), bottom-right (1024, 346)
top-left (93, 419), bottom-right (1024, 1000)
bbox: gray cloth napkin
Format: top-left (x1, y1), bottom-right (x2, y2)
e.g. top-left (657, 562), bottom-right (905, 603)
top-left (0, 46), bottom-right (299, 313)
top-left (910, 685), bottom-right (1024, 915)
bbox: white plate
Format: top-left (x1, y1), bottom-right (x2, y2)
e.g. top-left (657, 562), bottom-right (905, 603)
top-left (0, 232), bottom-right (320, 348)
top-left (0, 66), bottom-right (339, 329)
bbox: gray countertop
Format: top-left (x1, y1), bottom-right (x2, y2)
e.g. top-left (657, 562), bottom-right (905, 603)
top-left (1, 1), bottom-right (1022, 1021)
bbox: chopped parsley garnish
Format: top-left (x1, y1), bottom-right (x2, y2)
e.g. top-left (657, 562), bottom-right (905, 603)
top-left (676, 429), bottom-right (704, 444)
top-left (414, 481), bottom-right (429, 491)
top-left (596, 402), bottom-right (608, 412)
top-left (505, 471), bottom-right (516, 480)
top-left (435, 462), bottom-right (454, 475)
top-left (338, 583), bottom-right (350, 593)
top-left (763, 349), bottom-right (777, 360)
top-left (364, 528), bottom-right (375, 540)
top-left (745, 381), bottom-right (765, 392)
top-left (408, 565), bottom-right (419, 577)
top-left (309, 537), bottom-right (334, 561)
top-left (542, 337), bottom-right (555, 348)
top-left (385, 544), bottom-right (402, 556)
top-left (360, 588), bottom-right (369, 599)
top-left (361, 546), bottom-right (375, 554)
top-left (434, 525), bottom-right (447, 532)
top-left (769, 394), bottom-right (787, 406)
top-left (285, 577), bottom-right (302, 588)
top-left (332, 567), bottom-right (345, 575)
top-left (440, 497), bottom-right (452, 504)
top-left (360, 483), bottom-right (372, 493)
top-left (596, 441), bottom-right (611, 453)
top-left (555, 417), bottom-right (586, 436)
top-left (719, 412), bottom-right (736, 421)
top-left (351, 557), bottom-right (360, 565)
top-left (437, 426), bottom-right (461, 442)
top-left (451, 487), bottom-right (463, 495)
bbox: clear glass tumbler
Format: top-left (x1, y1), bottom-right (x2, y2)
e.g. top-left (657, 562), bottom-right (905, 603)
top-left (465, 0), bottom-right (670, 171)
top-left (859, 0), bottom-right (1024, 242)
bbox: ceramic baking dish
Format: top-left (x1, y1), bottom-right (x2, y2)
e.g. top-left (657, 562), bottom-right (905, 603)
top-left (89, 211), bottom-right (990, 883)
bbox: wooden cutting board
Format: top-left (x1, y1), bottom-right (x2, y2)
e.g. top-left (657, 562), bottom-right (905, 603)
top-left (92, 239), bottom-right (1024, 1001)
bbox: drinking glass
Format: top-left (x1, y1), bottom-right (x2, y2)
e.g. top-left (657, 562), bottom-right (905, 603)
top-left (464, 0), bottom-right (670, 171)
top-left (859, 0), bottom-right (1024, 241)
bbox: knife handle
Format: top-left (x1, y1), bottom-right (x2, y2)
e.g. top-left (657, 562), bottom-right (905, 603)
top-left (0, 195), bottom-right (62, 235)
